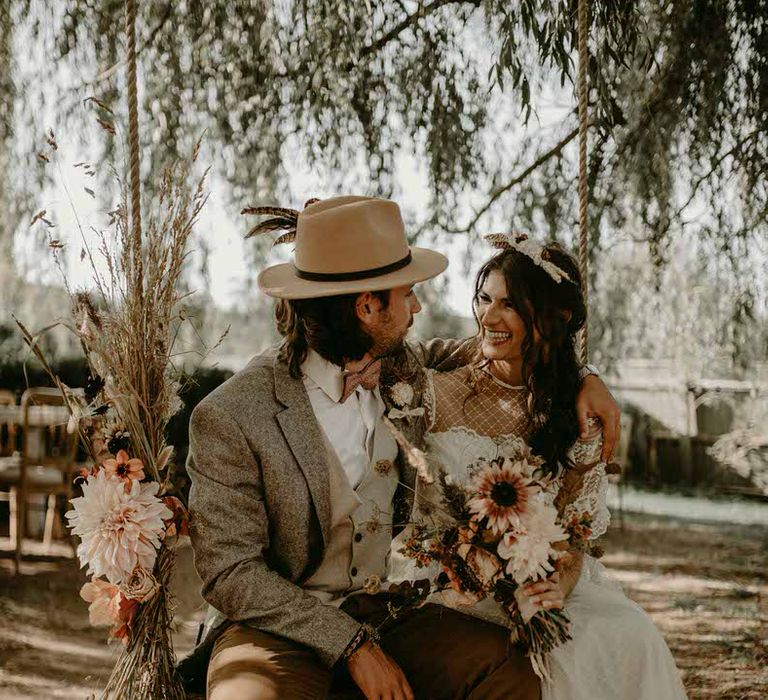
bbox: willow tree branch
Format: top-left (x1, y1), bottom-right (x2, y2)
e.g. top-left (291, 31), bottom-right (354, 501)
top-left (359, 0), bottom-right (483, 60)
top-left (673, 129), bottom-right (762, 220)
top-left (440, 124), bottom-right (585, 234)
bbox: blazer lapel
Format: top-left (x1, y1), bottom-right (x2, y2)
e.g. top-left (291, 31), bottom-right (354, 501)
top-left (273, 358), bottom-right (331, 546)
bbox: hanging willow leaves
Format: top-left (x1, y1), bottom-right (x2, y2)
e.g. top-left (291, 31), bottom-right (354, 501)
top-left (4, 0), bottom-right (766, 368)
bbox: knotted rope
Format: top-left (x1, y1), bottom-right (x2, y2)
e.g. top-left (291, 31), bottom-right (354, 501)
top-left (577, 0), bottom-right (589, 363)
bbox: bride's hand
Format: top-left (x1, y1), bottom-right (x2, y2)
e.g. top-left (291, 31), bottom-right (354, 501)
top-left (522, 573), bottom-right (565, 611)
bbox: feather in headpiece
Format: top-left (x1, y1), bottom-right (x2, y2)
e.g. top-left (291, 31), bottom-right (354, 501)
top-left (242, 199), bottom-right (322, 246)
top-left (242, 206), bottom-right (300, 244)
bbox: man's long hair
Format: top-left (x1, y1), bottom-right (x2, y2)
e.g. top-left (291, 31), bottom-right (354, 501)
top-left (473, 244), bottom-right (586, 474)
top-left (275, 291), bottom-right (390, 378)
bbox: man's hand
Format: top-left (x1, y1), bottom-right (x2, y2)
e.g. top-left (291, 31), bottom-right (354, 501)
top-left (346, 641), bottom-right (414, 700)
top-left (576, 375), bottom-right (621, 462)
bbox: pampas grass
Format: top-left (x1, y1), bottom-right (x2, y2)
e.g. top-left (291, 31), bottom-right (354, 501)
top-left (72, 145), bottom-right (208, 485)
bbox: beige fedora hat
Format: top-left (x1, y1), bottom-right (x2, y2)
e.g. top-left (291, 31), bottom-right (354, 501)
top-left (256, 195), bottom-right (448, 299)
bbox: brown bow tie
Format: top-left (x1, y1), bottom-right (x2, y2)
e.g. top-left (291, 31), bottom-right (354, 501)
top-left (340, 359), bottom-right (382, 403)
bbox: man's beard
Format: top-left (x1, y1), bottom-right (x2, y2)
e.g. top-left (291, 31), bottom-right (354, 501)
top-left (371, 317), bottom-right (412, 358)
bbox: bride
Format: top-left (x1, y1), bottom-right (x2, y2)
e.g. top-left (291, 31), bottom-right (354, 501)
top-left (389, 234), bottom-right (688, 700)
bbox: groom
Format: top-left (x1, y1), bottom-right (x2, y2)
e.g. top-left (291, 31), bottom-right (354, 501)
top-left (186, 196), bottom-right (620, 699)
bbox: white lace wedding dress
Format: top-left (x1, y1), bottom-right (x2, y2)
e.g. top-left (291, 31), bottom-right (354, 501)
top-left (389, 365), bottom-right (687, 700)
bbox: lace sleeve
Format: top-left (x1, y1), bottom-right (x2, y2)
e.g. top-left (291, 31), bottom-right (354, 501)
top-left (562, 418), bottom-right (611, 540)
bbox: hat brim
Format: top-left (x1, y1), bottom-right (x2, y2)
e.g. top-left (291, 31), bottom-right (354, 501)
top-left (257, 247), bottom-right (449, 300)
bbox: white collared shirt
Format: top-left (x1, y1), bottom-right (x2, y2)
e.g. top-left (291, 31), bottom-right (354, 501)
top-left (301, 349), bottom-right (381, 489)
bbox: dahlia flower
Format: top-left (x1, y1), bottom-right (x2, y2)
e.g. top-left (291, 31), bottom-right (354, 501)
top-left (467, 458), bottom-right (538, 535)
top-left (66, 470), bottom-right (172, 584)
top-left (496, 496), bottom-right (568, 584)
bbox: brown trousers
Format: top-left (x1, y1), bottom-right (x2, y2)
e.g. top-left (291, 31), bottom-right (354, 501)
top-left (208, 596), bottom-right (540, 700)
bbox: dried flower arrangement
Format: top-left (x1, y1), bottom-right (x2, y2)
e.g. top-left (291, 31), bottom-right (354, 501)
top-left (17, 124), bottom-right (211, 698)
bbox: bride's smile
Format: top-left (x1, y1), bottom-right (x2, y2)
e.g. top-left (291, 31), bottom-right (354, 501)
top-left (483, 329), bottom-right (514, 344)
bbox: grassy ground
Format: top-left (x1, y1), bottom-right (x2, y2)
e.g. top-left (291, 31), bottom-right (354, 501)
top-left (0, 543), bottom-right (202, 699)
top-left (0, 508), bottom-right (765, 699)
top-left (601, 511), bottom-right (768, 699)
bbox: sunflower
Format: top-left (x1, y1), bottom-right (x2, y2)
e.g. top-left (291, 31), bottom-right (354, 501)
top-left (467, 458), bottom-right (537, 536)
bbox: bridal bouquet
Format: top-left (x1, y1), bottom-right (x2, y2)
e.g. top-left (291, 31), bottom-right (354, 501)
top-left (398, 437), bottom-right (596, 675)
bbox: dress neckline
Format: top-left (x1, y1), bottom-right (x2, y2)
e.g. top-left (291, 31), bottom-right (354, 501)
top-left (477, 361), bottom-right (526, 390)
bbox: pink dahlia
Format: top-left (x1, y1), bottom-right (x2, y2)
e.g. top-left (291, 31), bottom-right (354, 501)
top-left (496, 496), bottom-right (568, 584)
top-left (66, 470), bottom-right (172, 584)
top-left (467, 458), bottom-right (538, 536)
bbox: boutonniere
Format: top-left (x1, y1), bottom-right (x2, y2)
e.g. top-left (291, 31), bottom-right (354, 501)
top-left (387, 381), bottom-right (425, 421)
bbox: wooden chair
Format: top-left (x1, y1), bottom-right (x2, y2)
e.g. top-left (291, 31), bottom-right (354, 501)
top-left (0, 390), bottom-right (20, 543)
top-left (0, 389), bottom-right (17, 456)
top-left (0, 388), bottom-right (80, 572)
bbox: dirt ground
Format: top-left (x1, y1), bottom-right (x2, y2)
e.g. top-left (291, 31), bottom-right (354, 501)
top-left (0, 508), bottom-right (766, 699)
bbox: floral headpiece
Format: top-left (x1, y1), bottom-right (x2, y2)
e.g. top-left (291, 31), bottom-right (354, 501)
top-left (241, 198), bottom-right (320, 245)
top-left (484, 232), bottom-right (574, 284)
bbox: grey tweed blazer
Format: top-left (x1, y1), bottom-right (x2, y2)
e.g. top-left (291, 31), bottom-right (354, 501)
top-left (187, 337), bottom-right (477, 668)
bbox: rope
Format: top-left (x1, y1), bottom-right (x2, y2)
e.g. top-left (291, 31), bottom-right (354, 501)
top-left (577, 0), bottom-right (589, 364)
top-left (125, 0), bottom-right (143, 295)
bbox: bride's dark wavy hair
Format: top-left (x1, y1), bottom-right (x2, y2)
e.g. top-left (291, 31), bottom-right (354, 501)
top-left (473, 243), bottom-right (586, 474)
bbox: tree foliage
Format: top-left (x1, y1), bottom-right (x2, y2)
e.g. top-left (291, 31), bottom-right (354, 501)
top-left (5, 0), bottom-right (767, 366)
top-left (21, 1), bottom-right (641, 203)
